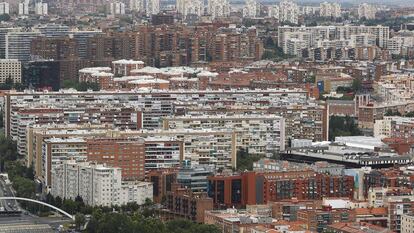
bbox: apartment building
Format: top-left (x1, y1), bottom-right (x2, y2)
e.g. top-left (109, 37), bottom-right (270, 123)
top-left (374, 116), bottom-right (414, 139)
top-left (358, 3), bottom-right (377, 20)
top-left (51, 160), bottom-right (153, 206)
top-left (4, 89), bottom-right (310, 137)
top-left (385, 196), bottom-right (414, 232)
top-left (163, 115), bottom-right (286, 156)
top-left (41, 137), bottom-right (87, 187)
top-left (278, 25), bottom-right (390, 54)
top-left (320, 2), bottom-right (341, 18)
top-left (207, 0), bottom-right (230, 19)
top-left (86, 137), bottom-right (146, 181)
top-left (297, 206), bottom-right (356, 232)
top-left (164, 186), bottom-right (214, 223)
top-left (279, 0), bottom-right (299, 24)
top-left (176, 0), bottom-right (204, 18)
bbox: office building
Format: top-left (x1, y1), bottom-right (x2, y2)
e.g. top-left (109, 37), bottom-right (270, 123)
top-left (177, 164), bottom-right (213, 193)
top-left (6, 31), bottom-right (42, 62)
top-left (0, 59), bottom-right (21, 83)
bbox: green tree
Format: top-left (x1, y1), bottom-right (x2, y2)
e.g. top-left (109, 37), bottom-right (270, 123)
top-left (75, 213), bottom-right (86, 230)
top-left (351, 78), bottom-right (362, 92)
top-left (236, 148), bottom-right (263, 171)
top-left (0, 14), bottom-right (10, 21)
top-left (329, 115), bottom-right (362, 141)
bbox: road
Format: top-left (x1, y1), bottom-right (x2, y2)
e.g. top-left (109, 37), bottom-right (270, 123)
top-left (0, 177), bottom-right (19, 211)
top-left (0, 175), bottom-right (72, 230)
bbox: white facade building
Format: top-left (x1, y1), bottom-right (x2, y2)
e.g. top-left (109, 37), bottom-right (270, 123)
top-left (268, 5), bottom-right (279, 19)
top-left (207, 0), bottom-right (230, 19)
top-left (110, 1), bottom-right (126, 15)
top-left (0, 2), bottom-right (9, 15)
top-left (279, 0), bottom-right (299, 24)
top-left (358, 3), bottom-right (377, 20)
top-left (145, 0), bottom-right (159, 16)
top-left (243, 0), bottom-right (257, 18)
top-left (51, 161), bottom-right (153, 206)
top-left (176, 0), bottom-right (204, 18)
top-left (129, 0), bottom-right (159, 16)
top-left (278, 25), bottom-right (390, 54)
top-left (319, 2), bottom-right (341, 18)
top-left (18, 1), bottom-right (29, 15)
top-left (35, 2), bottom-right (48, 15)
top-left (0, 59), bottom-right (21, 83)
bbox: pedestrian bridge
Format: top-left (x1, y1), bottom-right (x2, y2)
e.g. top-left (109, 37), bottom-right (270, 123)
top-left (0, 197), bottom-right (74, 220)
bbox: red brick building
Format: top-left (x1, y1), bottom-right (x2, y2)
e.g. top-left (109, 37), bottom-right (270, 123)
top-left (86, 137), bottom-right (146, 180)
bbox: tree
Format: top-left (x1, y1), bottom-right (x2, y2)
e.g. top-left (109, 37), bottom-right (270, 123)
top-left (0, 14), bottom-right (10, 21)
top-left (351, 78), bottom-right (362, 92)
top-left (236, 148), bottom-right (262, 171)
top-left (329, 115), bottom-right (362, 141)
top-left (55, 196), bottom-right (63, 208)
top-left (75, 213), bottom-right (86, 231)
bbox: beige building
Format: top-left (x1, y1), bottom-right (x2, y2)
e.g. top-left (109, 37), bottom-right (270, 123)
top-left (0, 59), bottom-right (21, 83)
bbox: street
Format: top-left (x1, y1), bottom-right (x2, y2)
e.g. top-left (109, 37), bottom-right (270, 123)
top-left (0, 175), bottom-right (72, 230)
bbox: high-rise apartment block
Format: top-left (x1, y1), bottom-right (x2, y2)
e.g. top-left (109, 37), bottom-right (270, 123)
top-left (207, 0), bottom-right (230, 19)
top-left (319, 2), bottom-right (341, 18)
top-left (110, 1), bottom-right (125, 15)
top-left (278, 25), bottom-right (390, 55)
top-left (0, 2), bottom-right (9, 15)
top-left (279, 0), bottom-right (299, 24)
top-left (358, 3), bottom-right (377, 20)
top-left (35, 2), bottom-right (48, 15)
top-left (176, 0), bottom-right (204, 18)
top-left (243, 0), bottom-right (257, 18)
top-left (51, 160), bottom-right (153, 206)
top-left (18, 0), bottom-right (29, 15)
top-left (86, 137), bottom-right (146, 181)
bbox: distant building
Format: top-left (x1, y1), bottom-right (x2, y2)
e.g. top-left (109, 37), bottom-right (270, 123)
top-left (358, 3), bottom-right (377, 20)
top-left (110, 1), bottom-right (125, 15)
top-left (86, 137), bottom-right (146, 181)
top-left (51, 160), bottom-right (153, 206)
top-left (243, 0), bottom-right (257, 18)
top-left (18, 0), bottom-right (29, 15)
top-left (279, 0), bottom-right (299, 24)
top-left (176, 0), bottom-right (204, 19)
top-left (0, 59), bottom-right (21, 83)
top-left (6, 31), bottom-right (42, 62)
top-left (0, 2), bottom-right (10, 15)
top-left (401, 213), bottom-right (414, 233)
top-left (35, 2), bottom-right (48, 15)
top-left (319, 2), bottom-right (341, 18)
top-left (207, 0), bottom-right (230, 19)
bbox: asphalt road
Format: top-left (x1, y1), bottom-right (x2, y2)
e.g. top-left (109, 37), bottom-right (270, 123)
top-left (0, 176), bottom-right (72, 229)
top-left (0, 177), bottom-right (19, 211)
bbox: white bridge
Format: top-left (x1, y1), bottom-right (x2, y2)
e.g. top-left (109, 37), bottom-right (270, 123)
top-left (0, 197), bottom-right (74, 220)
